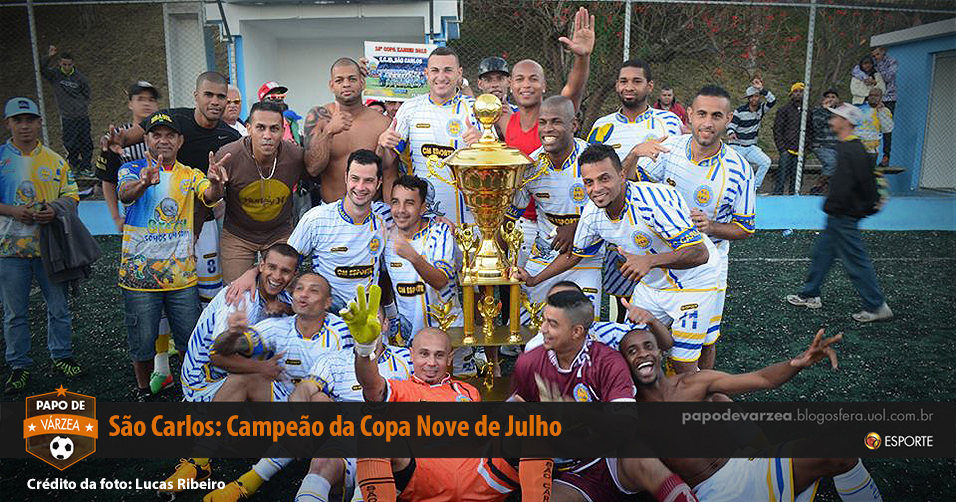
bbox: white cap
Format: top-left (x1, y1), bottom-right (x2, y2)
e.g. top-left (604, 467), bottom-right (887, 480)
top-left (826, 103), bottom-right (863, 127)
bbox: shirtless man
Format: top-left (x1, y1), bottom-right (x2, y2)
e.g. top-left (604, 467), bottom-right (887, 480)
top-left (303, 58), bottom-right (397, 203)
top-left (620, 327), bottom-right (884, 502)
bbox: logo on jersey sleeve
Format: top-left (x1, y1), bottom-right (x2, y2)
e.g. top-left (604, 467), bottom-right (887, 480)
top-left (369, 237), bottom-right (381, 254)
top-left (446, 119), bottom-right (463, 137)
top-left (569, 183), bottom-right (588, 204)
top-left (632, 231), bottom-right (652, 249)
top-left (695, 185), bottom-right (712, 206)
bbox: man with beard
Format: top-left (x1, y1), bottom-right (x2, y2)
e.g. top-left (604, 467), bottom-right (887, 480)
top-left (383, 174), bottom-right (461, 342)
top-left (304, 58), bottom-right (397, 203)
top-left (520, 144), bottom-right (718, 373)
top-left (620, 327), bottom-right (884, 502)
top-left (214, 101), bottom-right (313, 283)
top-left (110, 71), bottom-right (241, 305)
top-left (632, 85), bottom-right (756, 370)
top-left (509, 96), bottom-right (603, 318)
top-left (586, 60), bottom-right (684, 320)
top-left (475, 57), bottom-right (517, 112)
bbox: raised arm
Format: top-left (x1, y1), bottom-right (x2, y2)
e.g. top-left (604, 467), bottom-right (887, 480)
top-left (558, 7), bottom-right (595, 112)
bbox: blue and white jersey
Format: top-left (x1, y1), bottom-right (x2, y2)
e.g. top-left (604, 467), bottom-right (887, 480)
top-left (572, 181), bottom-right (719, 291)
top-left (288, 199), bottom-right (388, 311)
top-left (587, 107), bottom-right (683, 163)
top-left (307, 345), bottom-right (413, 402)
top-left (393, 92), bottom-right (480, 226)
top-left (246, 314), bottom-right (353, 392)
top-left (181, 286), bottom-right (292, 389)
top-left (636, 135), bottom-right (756, 245)
top-left (384, 219), bottom-right (462, 341)
top-left (525, 321), bottom-right (636, 352)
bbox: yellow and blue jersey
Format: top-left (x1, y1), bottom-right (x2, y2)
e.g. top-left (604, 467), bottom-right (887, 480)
top-left (117, 158), bottom-right (213, 291)
top-left (587, 107), bottom-right (683, 162)
top-left (572, 181), bottom-right (719, 291)
top-left (306, 345), bottom-right (413, 402)
top-left (0, 140), bottom-right (78, 257)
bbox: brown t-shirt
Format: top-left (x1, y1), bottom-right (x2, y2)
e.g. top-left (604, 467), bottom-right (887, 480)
top-left (216, 137), bottom-right (305, 244)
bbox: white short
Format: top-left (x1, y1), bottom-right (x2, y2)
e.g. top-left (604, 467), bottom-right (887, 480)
top-left (524, 248), bottom-right (603, 319)
top-left (694, 457), bottom-right (819, 502)
top-left (195, 219), bottom-right (223, 303)
top-left (629, 284), bottom-right (720, 363)
top-left (707, 241), bottom-right (731, 347)
top-left (181, 376), bottom-right (290, 402)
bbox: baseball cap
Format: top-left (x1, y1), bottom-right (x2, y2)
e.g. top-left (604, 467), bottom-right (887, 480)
top-left (478, 57), bottom-right (510, 78)
top-left (258, 81), bottom-right (288, 101)
top-left (744, 86), bottom-right (761, 98)
top-left (127, 81), bottom-right (160, 100)
top-left (4, 97), bottom-right (41, 119)
top-left (144, 111), bottom-right (181, 134)
top-left (790, 82), bottom-right (806, 94)
top-left (826, 103), bottom-right (863, 126)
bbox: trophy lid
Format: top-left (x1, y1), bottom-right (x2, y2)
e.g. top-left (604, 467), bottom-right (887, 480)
top-left (443, 94), bottom-right (534, 167)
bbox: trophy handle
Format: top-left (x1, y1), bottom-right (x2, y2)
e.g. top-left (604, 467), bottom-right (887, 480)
top-left (517, 160), bottom-right (548, 190)
top-left (426, 155), bottom-right (458, 189)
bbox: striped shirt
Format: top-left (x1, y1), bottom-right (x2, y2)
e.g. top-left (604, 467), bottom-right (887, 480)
top-left (181, 287), bottom-right (292, 391)
top-left (288, 199), bottom-right (388, 310)
top-left (384, 218), bottom-right (461, 341)
top-left (393, 92), bottom-right (480, 225)
top-left (727, 90), bottom-right (777, 147)
top-left (572, 181), bottom-right (719, 291)
top-left (119, 122), bottom-right (148, 163)
top-left (637, 135), bottom-right (756, 245)
top-left (307, 345), bottom-right (413, 402)
top-left (247, 314), bottom-right (352, 393)
top-left (587, 107), bottom-right (683, 161)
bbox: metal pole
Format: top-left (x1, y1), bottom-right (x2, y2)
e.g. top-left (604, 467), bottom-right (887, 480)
top-left (794, 0), bottom-right (816, 195)
top-left (26, 0), bottom-right (49, 145)
top-left (623, 0), bottom-right (632, 61)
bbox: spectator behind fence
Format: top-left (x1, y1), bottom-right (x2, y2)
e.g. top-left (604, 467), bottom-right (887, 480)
top-left (476, 56), bottom-right (517, 112)
top-left (215, 100), bottom-right (307, 283)
top-left (223, 86), bottom-right (248, 137)
top-left (857, 88), bottom-right (893, 164)
top-left (94, 81), bottom-right (160, 231)
top-left (1, 97), bottom-right (81, 395)
top-left (808, 89), bottom-right (841, 194)
top-left (116, 111), bottom-right (229, 400)
top-left (654, 85), bottom-right (689, 131)
top-left (727, 77), bottom-right (775, 192)
top-left (849, 55), bottom-right (886, 106)
top-left (866, 47), bottom-right (897, 167)
top-left (787, 103), bottom-right (892, 323)
top-left (772, 82), bottom-right (806, 195)
top-left (40, 45), bottom-right (92, 174)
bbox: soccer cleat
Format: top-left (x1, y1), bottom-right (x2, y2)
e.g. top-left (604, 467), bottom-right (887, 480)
top-left (4, 369), bottom-right (30, 394)
top-left (786, 294), bottom-right (822, 309)
top-left (852, 303), bottom-right (893, 323)
top-left (53, 358), bottom-right (82, 377)
top-left (160, 459), bottom-right (212, 495)
top-left (150, 371), bottom-right (174, 394)
top-left (203, 481), bottom-right (249, 502)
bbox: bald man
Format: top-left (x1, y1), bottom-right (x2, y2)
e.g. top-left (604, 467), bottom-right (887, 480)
top-left (509, 96), bottom-right (604, 319)
top-left (304, 57), bottom-right (398, 203)
top-left (223, 86), bottom-right (247, 136)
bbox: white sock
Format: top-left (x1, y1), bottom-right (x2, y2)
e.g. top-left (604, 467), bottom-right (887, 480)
top-left (153, 352), bottom-right (170, 376)
top-left (251, 457), bottom-right (292, 481)
top-left (833, 459), bottom-right (883, 502)
top-left (294, 473), bottom-right (331, 502)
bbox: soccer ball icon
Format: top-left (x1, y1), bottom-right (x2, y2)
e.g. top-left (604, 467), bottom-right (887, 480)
top-left (49, 436), bottom-right (74, 460)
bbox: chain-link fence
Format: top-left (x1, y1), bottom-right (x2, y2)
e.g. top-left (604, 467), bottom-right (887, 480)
top-left (0, 0), bottom-right (231, 185)
top-left (2, 0), bottom-right (952, 193)
top-left (450, 0), bottom-right (954, 194)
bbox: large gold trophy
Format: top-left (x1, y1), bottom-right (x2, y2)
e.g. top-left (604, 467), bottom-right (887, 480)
top-left (428, 94), bottom-right (543, 346)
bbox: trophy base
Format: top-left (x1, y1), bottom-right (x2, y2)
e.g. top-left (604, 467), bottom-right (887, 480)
top-left (460, 274), bottom-right (521, 287)
top-left (447, 325), bottom-right (534, 347)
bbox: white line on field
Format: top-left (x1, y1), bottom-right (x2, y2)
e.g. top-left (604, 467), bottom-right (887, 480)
top-left (731, 257), bottom-right (956, 262)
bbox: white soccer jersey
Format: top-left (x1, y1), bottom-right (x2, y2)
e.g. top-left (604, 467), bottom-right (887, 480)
top-left (383, 218), bottom-right (462, 341)
top-left (307, 346), bottom-right (414, 402)
top-left (637, 136), bottom-right (756, 247)
top-left (587, 107), bottom-right (683, 162)
top-left (288, 199), bottom-right (388, 312)
top-left (572, 181), bottom-right (719, 291)
top-left (249, 313), bottom-right (353, 392)
top-left (394, 92), bottom-right (480, 226)
top-left (181, 287), bottom-right (292, 392)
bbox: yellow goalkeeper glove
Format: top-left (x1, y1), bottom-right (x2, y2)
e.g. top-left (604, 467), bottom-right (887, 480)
top-left (340, 284), bottom-right (382, 357)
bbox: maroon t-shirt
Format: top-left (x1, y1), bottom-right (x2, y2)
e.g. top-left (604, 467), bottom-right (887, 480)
top-left (512, 340), bottom-right (636, 402)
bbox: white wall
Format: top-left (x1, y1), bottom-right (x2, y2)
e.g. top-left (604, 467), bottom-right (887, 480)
top-left (238, 20), bottom-right (279, 112)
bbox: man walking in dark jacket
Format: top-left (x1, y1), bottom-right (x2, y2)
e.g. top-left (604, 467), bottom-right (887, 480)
top-left (786, 103), bottom-right (892, 323)
top-left (772, 82), bottom-right (806, 194)
top-left (41, 45), bottom-right (93, 174)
